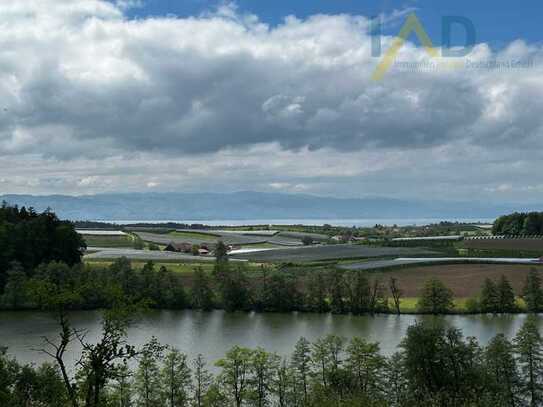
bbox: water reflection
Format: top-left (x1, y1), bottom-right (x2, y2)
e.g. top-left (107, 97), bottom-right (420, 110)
top-left (0, 310), bottom-right (538, 368)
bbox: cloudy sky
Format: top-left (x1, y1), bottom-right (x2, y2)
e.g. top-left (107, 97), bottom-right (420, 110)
top-left (1, 0), bottom-right (543, 203)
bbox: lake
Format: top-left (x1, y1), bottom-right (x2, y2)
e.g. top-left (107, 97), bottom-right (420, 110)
top-left (0, 310), bottom-right (537, 369)
top-left (108, 218), bottom-right (495, 227)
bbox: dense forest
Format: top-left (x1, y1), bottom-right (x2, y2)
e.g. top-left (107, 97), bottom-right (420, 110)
top-left (0, 203), bottom-right (85, 293)
top-left (493, 211), bottom-right (543, 235)
top-left (2, 306), bottom-right (543, 407)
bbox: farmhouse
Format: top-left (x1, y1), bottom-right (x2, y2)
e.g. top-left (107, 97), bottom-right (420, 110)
top-left (164, 242), bottom-right (192, 253)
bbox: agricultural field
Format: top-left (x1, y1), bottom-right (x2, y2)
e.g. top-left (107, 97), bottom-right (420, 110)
top-left (274, 231), bottom-right (329, 242)
top-left (84, 248), bottom-right (218, 261)
top-left (85, 259), bottom-right (268, 280)
top-left (364, 263), bottom-right (543, 298)
top-left (462, 238), bottom-right (543, 252)
top-left (134, 230), bottom-right (308, 246)
top-left (81, 234), bottom-right (135, 248)
top-left (85, 260), bottom-right (216, 274)
top-left (339, 257), bottom-right (542, 272)
top-left (230, 244), bottom-right (437, 263)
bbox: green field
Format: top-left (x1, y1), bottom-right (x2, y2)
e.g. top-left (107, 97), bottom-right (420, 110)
top-left (85, 259), bottom-right (269, 275)
top-left (85, 260), bottom-right (215, 274)
top-left (397, 297), bottom-right (527, 313)
top-left (83, 234), bottom-right (134, 248)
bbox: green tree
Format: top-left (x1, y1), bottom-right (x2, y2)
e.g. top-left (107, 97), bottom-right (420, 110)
top-left (305, 272), bottom-right (329, 313)
top-left (480, 278), bottom-right (499, 313)
top-left (312, 337), bottom-right (331, 389)
top-left (0, 347), bottom-right (20, 406)
top-left (274, 359), bottom-right (296, 407)
top-left (389, 277), bottom-right (403, 315)
top-left (485, 334), bottom-right (520, 406)
top-left (384, 352), bottom-right (408, 407)
top-left (0, 204), bottom-right (85, 290)
top-left (523, 212), bottom-right (542, 235)
top-left (218, 265), bottom-right (250, 312)
top-left (214, 241), bottom-right (229, 263)
top-left (291, 337), bottom-right (312, 405)
top-left (369, 278), bottom-right (388, 314)
top-left (133, 236), bottom-right (145, 250)
top-left (192, 354), bottom-right (212, 407)
top-left (160, 348), bottom-right (192, 407)
top-left (417, 278), bottom-right (454, 314)
top-left (107, 361), bottom-right (132, 407)
top-left (346, 337), bottom-right (386, 398)
top-left (497, 275), bottom-right (516, 313)
top-left (401, 322), bottom-right (484, 405)
top-left (216, 346), bottom-right (253, 407)
top-left (523, 270), bottom-right (543, 312)
top-left (250, 348), bottom-right (280, 407)
top-left (256, 272), bottom-right (301, 312)
top-left (135, 341), bottom-right (163, 407)
top-left (328, 270), bottom-right (346, 314)
top-left (1, 262), bottom-right (28, 309)
top-left (514, 314), bottom-right (543, 407)
top-left (191, 267), bottom-right (214, 311)
top-left (347, 271), bottom-right (370, 315)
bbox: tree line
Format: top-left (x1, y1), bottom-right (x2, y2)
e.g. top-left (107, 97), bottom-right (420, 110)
top-left (2, 307), bottom-right (543, 407)
top-left (493, 211), bottom-right (543, 235)
top-left (4, 251), bottom-right (543, 315)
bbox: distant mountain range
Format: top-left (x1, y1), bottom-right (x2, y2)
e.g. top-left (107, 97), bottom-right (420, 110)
top-left (0, 192), bottom-right (536, 221)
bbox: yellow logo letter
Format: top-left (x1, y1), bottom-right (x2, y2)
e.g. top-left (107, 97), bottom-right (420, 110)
top-left (372, 13), bottom-right (438, 81)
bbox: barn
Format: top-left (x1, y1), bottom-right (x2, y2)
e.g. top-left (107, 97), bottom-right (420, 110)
top-left (164, 242), bottom-right (193, 253)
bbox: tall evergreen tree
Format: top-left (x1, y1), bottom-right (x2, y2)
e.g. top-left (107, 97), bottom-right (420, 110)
top-left (291, 337), bottom-right (312, 404)
top-left (514, 315), bottom-right (543, 407)
top-left (498, 275), bottom-right (516, 313)
top-left (249, 348), bottom-right (280, 407)
top-left (160, 349), bottom-right (192, 407)
top-left (192, 354), bottom-right (212, 407)
top-left (485, 334), bottom-right (520, 407)
top-left (215, 346), bottom-right (253, 407)
top-left (134, 344), bottom-right (162, 407)
top-left (480, 278), bottom-right (499, 313)
top-left (523, 270), bottom-right (543, 312)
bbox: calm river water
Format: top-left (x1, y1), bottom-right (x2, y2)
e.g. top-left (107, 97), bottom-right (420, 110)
top-left (0, 310), bottom-right (538, 368)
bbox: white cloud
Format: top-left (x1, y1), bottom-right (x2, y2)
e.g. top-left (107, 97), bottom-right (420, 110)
top-left (0, 1), bottom-right (542, 202)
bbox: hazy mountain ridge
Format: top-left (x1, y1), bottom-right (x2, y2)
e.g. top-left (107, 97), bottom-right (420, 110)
top-left (0, 192), bottom-right (533, 221)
